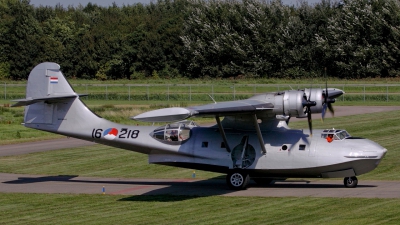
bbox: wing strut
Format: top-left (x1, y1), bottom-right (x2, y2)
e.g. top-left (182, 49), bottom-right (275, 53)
top-left (252, 114), bottom-right (267, 154)
top-left (215, 116), bottom-right (231, 153)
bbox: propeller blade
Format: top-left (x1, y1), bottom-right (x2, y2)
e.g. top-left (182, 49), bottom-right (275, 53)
top-left (321, 104), bottom-right (327, 121)
top-left (325, 68), bottom-right (328, 104)
top-left (321, 67), bottom-right (335, 121)
top-left (328, 102), bottom-right (335, 116)
top-left (307, 106), bottom-right (312, 136)
top-left (286, 116), bottom-right (291, 125)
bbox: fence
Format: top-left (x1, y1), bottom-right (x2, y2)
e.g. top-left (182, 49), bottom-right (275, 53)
top-left (2, 83), bottom-right (400, 102)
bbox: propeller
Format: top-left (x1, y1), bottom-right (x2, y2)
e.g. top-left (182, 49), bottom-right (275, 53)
top-left (321, 68), bottom-right (335, 121)
top-left (303, 87), bottom-right (316, 136)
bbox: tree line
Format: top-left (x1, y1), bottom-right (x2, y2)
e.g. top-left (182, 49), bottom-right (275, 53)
top-left (0, 0), bottom-right (399, 80)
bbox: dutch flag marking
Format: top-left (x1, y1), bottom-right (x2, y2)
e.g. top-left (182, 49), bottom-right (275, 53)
top-left (50, 76), bottom-right (58, 84)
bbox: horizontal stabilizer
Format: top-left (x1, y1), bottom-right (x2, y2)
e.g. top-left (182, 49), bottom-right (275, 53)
top-left (11, 94), bottom-right (87, 107)
top-left (132, 107), bottom-right (191, 122)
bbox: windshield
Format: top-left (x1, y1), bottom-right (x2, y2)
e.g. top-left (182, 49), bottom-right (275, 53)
top-left (152, 120), bottom-right (198, 144)
top-left (321, 129), bottom-right (351, 141)
top-left (336, 130), bottom-right (351, 140)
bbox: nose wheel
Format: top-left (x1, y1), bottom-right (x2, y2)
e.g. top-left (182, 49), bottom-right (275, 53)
top-left (344, 176), bottom-right (358, 188)
top-left (226, 170), bottom-right (250, 190)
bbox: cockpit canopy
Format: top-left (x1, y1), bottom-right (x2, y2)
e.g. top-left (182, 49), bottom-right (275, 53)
top-left (151, 120), bottom-right (198, 144)
top-left (321, 129), bottom-right (351, 141)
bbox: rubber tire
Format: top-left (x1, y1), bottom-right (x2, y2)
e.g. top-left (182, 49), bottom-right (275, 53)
top-left (226, 170), bottom-right (250, 190)
top-left (253, 178), bottom-right (273, 186)
top-left (344, 176), bottom-right (358, 188)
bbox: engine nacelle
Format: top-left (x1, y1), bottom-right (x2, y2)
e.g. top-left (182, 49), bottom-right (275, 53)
top-left (282, 90), bottom-right (307, 118)
top-left (304, 88), bottom-right (323, 113)
top-left (250, 87), bottom-right (340, 119)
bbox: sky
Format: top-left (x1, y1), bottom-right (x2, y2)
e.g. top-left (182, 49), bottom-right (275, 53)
top-left (29, 0), bottom-right (323, 7)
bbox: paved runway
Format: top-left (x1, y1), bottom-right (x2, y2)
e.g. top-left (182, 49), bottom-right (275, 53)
top-left (1, 173), bottom-right (400, 198)
top-left (1, 106), bottom-right (400, 198)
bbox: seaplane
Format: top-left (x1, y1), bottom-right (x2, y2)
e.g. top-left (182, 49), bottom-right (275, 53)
top-left (12, 62), bottom-right (387, 189)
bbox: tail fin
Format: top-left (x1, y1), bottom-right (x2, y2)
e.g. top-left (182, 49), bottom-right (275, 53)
top-left (12, 62), bottom-right (102, 138)
top-left (12, 62), bottom-right (85, 107)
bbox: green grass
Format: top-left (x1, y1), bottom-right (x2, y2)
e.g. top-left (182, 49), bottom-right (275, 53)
top-left (0, 106), bottom-right (61, 144)
top-left (0, 144), bottom-right (220, 179)
top-left (0, 193), bottom-right (399, 224)
top-left (1, 106), bottom-right (400, 224)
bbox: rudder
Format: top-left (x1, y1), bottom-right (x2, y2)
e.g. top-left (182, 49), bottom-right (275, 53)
top-left (12, 62), bottom-right (102, 139)
top-left (26, 62), bottom-right (75, 99)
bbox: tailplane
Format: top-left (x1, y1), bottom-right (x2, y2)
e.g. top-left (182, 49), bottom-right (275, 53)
top-left (12, 62), bottom-right (102, 139)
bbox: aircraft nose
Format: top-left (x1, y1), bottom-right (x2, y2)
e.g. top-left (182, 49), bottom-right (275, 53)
top-left (366, 140), bottom-right (387, 159)
top-left (379, 147), bottom-right (387, 159)
top-left (346, 139), bottom-right (387, 159)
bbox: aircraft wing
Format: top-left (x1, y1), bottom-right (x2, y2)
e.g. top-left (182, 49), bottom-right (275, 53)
top-left (132, 99), bottom-right (274, 122)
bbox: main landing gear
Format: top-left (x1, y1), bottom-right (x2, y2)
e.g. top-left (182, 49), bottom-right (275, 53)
top-left (226, 170), bottom-right (250, 190)
top-left (344, 176), bottom-right (358, 188)
top-left (227, 173), bottom-right (359, 189)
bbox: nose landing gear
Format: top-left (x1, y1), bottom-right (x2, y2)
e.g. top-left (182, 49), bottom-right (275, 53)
top-left (344, 176), bottom-right (358, 188)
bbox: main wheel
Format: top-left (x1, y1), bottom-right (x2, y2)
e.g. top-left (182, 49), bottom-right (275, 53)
top-left (344, 176), bottom-right (358, 188)
top-left (226, 170), bottom-right (250, 190)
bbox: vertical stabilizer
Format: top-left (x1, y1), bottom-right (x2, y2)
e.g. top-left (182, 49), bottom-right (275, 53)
top-left (17, 62), bottom-right (103, 140)
top-left (26, 62), bottom-right (75, 99)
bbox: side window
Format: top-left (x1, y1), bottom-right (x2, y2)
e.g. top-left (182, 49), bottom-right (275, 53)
top-left (334, 135), bottom-right (340, 140)
top-left (153, 130), bottom-right (165, 140)
top-left (151, 121), bottom-right (197, 144)
top-left (299, 144), bottom-right (306, 151)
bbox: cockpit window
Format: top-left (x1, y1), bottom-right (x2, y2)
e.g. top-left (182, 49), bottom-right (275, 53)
top-left (151, 120), bottom-right (198, 144)
top-left (321, 129), bottom-right (351, 141)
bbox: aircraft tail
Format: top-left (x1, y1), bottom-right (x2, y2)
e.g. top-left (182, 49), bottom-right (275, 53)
top-left (12, 62), bottom-right (103, 139)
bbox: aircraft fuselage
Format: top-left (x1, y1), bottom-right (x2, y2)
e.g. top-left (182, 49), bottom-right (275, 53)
top-left (31, 119), bottom-right (386, 180)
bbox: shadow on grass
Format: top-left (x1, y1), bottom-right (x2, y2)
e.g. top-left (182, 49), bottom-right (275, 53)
top-left (2, 175), bottom-right (378, 202)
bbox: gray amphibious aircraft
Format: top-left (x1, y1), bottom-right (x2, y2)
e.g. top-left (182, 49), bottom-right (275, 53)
top-left (12, 62), bottom-right (387, 189)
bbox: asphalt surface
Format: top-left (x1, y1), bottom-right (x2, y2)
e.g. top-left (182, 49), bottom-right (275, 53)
top-left (1, 173), bottom-right (399, 198)
top-left (1, 106), bottom-right (400, 198)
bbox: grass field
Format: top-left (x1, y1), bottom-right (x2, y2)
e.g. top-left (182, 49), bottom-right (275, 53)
top-left (0, 111), bottom-right (400, 224)
top-left (1, 85), bottom-right (400, 224)
top-left (0, 193), bottom-right (400, 225)
top-left (0, 144), bottom-right (220, 179)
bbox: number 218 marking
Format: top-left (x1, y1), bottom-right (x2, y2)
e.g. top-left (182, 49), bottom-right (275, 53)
top-left (118, 128), bottom-right (140, 139)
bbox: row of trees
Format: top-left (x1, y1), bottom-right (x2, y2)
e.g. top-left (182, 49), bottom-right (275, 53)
top-left (0, 0), bottom-right (400, 80)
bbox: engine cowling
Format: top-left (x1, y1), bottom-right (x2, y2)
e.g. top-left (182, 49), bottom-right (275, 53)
top-left (282, 90), bottom-right (307, 118)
